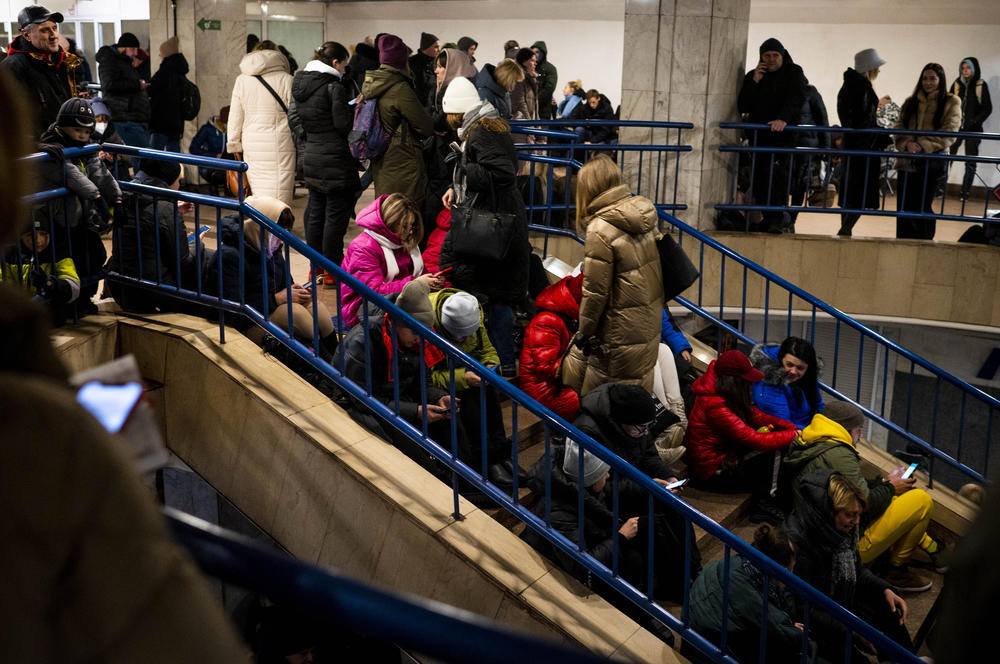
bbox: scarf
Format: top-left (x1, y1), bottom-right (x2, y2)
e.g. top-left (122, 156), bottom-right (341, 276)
top-left (739, 555), bottom-right (792, 607)
top-left (363, 229), bottom-right (423, 282)
top-left (829, 527), bottom-right (858, 601)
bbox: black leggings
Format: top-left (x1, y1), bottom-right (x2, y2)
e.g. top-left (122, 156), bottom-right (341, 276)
top-left (305, 188), bottom-right (355, 268)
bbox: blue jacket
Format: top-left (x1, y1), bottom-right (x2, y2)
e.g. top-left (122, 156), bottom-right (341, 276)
top-left (189, 118), bottom-right (227, 180)
top-left (749, 344), bottom-right (823, 427)
top-left (660, 309), bottom-right (692, 356)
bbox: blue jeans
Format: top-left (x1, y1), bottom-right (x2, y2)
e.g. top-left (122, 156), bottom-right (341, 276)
top-left (116, 121), bottom-right (149, 170)
top-left (485, 303), bottom-right (515, 369)
top-left (148, 132), bottom-right (181, 153)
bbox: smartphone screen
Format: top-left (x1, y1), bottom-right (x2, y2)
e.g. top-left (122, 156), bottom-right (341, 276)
top-left (900, 462), bottom-right (918, 480)
top-left (77, 381), bottom-right (143, 433)
top-left (665, 478), bottom-right (688, 490)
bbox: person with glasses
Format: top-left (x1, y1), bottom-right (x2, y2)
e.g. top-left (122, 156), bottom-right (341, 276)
top-left (572, 383), bottom-right (701, 602)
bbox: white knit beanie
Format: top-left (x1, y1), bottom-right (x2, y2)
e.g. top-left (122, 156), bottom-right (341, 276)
top-left (440, 291), bottom-right (481, 339)
top-left (442, 76), bottom-right (481, 114)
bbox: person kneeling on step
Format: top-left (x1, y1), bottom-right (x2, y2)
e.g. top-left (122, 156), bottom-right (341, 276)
top-left (781, 400), bottom-right (947, 594)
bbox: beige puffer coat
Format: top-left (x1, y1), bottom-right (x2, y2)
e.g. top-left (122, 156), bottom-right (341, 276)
top-left (893, 89), bottom-right (961, 153)
top-left (561, 184), bottom-right (664, 396)
top-left (227, 49), bottom-right (296, 205)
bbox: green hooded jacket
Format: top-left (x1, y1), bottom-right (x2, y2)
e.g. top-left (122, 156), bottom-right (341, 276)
top-left (530, 41), bottom-right (558, 119)
top-left (782, 413), bottom-right (893, 523)
top-left (361, 65), bottom-right (434, 202)
top-left (428, 289), bottom-right (499, 391)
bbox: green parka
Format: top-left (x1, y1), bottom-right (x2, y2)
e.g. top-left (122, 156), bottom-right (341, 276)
top-left (361, 65), bottom-right (434, 203)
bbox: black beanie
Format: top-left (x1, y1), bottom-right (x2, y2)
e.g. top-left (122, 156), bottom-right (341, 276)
top-left (759, 37), bottom-right (785, 57)
top-left (515, 47), bottom-right (534, 66)
top-left (609, 384), bottom-right (657, 425)
top-left (116, 32), bottom-right (140, 48)
top-left (56, 98), bottom-right (95, 128)
top-left (140, 159), bottom-right (182, 186)
top-left (420, 32), bottom-right (438, 51)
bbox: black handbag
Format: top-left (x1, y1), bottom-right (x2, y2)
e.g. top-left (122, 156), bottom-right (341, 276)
top-left (449, 159), bottom-right (517, 261)
top-left (656, 232), bottom-right (699, 301)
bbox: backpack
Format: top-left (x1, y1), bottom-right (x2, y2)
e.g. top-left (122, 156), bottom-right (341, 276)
top-left (180, 77), bottom-right (201, 121)
top-left (348, 94), bottom-right (391, 165)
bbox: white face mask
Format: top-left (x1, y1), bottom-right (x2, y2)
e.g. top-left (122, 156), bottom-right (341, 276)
top-left (266, 234), bottom-right (282, 256)
top-left (94, 122), bottom-right (108, 135)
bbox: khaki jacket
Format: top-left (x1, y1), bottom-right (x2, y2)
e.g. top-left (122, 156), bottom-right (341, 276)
top-left (893, 89), bottom-right (961, 154)
top-left (562, 185), bottom-right (663, 395)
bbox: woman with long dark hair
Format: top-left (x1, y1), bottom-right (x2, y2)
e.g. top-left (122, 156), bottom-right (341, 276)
top-left (288, 41), bottom-right (359, 277)
top-left (893, 62), bottom-right (961, 239)
top-left (684, 350), bottom-right (798, 491)
top-left (750, 336), bottom-right (823, 428)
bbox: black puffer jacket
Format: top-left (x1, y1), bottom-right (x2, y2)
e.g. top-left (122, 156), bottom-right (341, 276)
top-left (837, 68), bottom-right (892, 209)
top-left (106, 171), bottom-right (193, 290)
top-left (408, 50), bottom-right (436, 108)
top-left (96, 46), bottom-right (151, 123)
top-left (738, 59), bottom-right (807, 147)
top-left (288, 65), bottom-right (360, 192)
top-left (147, 53), bottom-right (189, 138)
top-left (570, 93), bottom-right (617, 143)
top-left (474, 64), bottom-right (512, 119)
top-left (347, 42), bottom-right (380, 93)
top-left (439, 118), bottom-right (529, 306)
top-left (784, 469), bottom-right (889, 646)
top-left (796, 84), bottom-right (830, 149)
top-left (2, 36), bottom-right (80, 133)
top-left (950, 56), bottom-right (993, 132)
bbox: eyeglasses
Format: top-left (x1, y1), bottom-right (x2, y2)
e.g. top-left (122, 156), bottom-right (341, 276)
top-left (622, 421), bottom-right (652, 436)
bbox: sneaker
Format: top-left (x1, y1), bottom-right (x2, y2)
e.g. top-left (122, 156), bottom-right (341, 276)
top-left (748, 496), bottom-right (788, 525)
top-left (927, 540), bottom-right (951, 574)
top-left (500, 364), bottom-right (518, 379)
top-left (886, 566), bottom-right (932, 593)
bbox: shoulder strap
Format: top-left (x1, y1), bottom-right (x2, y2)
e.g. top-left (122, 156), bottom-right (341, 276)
top-left (254, 74), bottom-right (288, 113)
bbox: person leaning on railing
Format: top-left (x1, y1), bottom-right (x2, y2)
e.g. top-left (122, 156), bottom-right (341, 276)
top-left (892, 62), bottom-right (960, 240)
top-left (785, 470), bottom-right (915, 662)
top-left (836, 48), bottom-right (892, 237)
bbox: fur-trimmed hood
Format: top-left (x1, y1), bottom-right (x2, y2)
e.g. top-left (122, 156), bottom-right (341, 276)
top-left (749, 343), bottom-right (823, 385)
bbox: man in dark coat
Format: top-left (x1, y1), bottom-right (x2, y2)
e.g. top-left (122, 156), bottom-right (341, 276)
top-left (2, 5), bottom-right (80, 136)
top-left (949, 56), bottom-right (993, 199)
top-left (408, 32), bottom-right (439, 108)
top-left (96, 32), bottom-right (151, 154)
top-left (531, 41), bottom-right (558, 120)
top-left (347, 36), bottom-right (379, 92)
top-left (570, 90), bottom-right (617, 144)
top-left (572, 383), bottom-right (702, 601)
top-left (737, 37), bottom-right (807, 233)
top-left (147, 36), bottom-right (189, 153)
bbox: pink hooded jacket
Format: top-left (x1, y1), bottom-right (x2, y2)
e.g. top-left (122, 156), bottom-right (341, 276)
top-left (338, 195), bottom-right (424, 327)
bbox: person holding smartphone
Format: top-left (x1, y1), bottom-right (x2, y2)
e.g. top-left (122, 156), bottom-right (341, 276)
top-left (782, 400), bottom-right (946, 594)
top-left (737, 38), bottom-right (807, 233)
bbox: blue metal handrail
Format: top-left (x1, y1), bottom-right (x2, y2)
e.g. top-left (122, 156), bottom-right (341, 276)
top-left (166, 508), bottom-right (610, 664)
top-left (718, 121), bottom-right (1000, 225)
top-left (22, 146), bottom-right (924, 664)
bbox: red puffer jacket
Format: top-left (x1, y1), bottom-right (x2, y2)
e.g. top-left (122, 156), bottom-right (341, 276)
top-left (423, 207), bottom-right (450, 275)
top-left (519, 274), bottom-right (583, 421)
top-left (684, 360), bottom-right (797, 481)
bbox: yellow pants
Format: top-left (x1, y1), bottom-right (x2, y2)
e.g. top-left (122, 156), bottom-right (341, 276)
top-left (858, 489), bottom-right (934, 566)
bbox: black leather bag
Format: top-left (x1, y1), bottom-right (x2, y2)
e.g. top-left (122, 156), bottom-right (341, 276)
top-left (449, 157), bottom-right (517, 261)
top-left (657, 232), bottom-right (699, 301)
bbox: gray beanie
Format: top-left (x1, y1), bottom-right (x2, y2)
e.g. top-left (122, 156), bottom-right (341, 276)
top-left (823, 400), bottom-right (864, 432)
top-left (440, 291), bottom-right (481, 338)
top-left (563, 439), bottom-right (611, 488)
top-left (396, 279), bottom-right (434, 329)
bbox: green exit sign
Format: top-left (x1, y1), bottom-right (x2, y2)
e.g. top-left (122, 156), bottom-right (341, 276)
top-left (197, 18), bottom-right (221, 31)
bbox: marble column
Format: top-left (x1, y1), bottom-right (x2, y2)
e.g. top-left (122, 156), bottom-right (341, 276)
top-left (149, 0), bottom-right (246, 181)
top-left (620, 0), bottom-right (750, 229)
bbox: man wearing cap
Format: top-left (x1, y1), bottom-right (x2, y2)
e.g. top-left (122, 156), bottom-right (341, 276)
top-left (147, 36), bottom-right (190, 153)
top-left (337, 279), bottom-right (470, 472)
top-left (737, 37), bottom-right (807, 233)
top-left (96, 32), bottom-right (151, 156)
top-left (408, 32), bottom-right (439, 108)
top-left (782, 400), bottom-right (945, 593)
top-left (573, 382), bottom-right (701, 600)
top-left (3, 5), bottom-right (80, 134)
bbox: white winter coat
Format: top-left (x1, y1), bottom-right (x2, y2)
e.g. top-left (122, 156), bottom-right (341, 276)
top-left (227, 50), bottom-right (296, 205)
